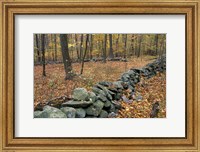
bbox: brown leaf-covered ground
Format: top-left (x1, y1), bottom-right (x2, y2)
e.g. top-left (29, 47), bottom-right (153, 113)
top-left (34, 56), bottom-right (166, 118)
top-left (117, 72), bottom-right (166, 118)
top-left (34, 57), bottom-right (154, 105)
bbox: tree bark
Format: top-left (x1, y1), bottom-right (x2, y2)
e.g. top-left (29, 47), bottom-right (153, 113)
top-left (41, 34), bottom-right (46, 76)
top-left (124, 34), bottom-right (127, 58)
top-left (59, 34), bottom-right (73, 80)
top-left (109, 34), bottom-right (114, 59)
top-left (90, 34), bottom-right (93, 59)
top-left (155, 34), bottom-right (159, 55)
top-left (75, 34), bottom-right (80, 61)
top-left (35, 34), bottom-right (41, 63)
top-left (80, 34), bottom-right (84, 63)
top-left (131, 34), bottom-right (135, 57)
top-left (137, 35), bottom-right (142, 58)
top-left (103, 34), bottom-right (107, 63)
top-left (80, 34), bottom-right (89, 74)
top-left (54, 34), bottom-right (57, 61)
top-left (115, 34), bottom-right (120, 57)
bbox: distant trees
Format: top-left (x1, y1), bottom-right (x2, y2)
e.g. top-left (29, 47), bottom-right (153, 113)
top-left (59, 34), bottom-right (73, 80)
top-left (34, 33), bottom-right (166, 78)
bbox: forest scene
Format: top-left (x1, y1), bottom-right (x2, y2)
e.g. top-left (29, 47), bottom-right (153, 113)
top-left (34, 34), bottom-right (166, 118)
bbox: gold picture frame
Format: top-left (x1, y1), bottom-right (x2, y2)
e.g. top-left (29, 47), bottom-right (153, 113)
top-left (0, 0), bottom-right (199, 151)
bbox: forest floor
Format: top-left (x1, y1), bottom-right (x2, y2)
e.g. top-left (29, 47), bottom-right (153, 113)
top-left (117, 72), bottom-right (166, 118)
top-left (34, 56), bottom-right (166, 118)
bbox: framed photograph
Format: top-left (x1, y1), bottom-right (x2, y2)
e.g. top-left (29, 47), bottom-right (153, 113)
top-left (0, 0), bottom-right (199, 151)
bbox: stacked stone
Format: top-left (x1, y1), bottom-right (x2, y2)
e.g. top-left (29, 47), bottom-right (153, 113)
top-left (34, 56), bottom-right (166, 118)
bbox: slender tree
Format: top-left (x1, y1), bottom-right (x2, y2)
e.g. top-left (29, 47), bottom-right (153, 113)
top-left (124, 34), bottom-right (127, 58)
top-left (75, 34), bottom-right (80, 61)
top-left (103, 34), bottom-right (107, 63)
top-left (90, 34), bottom-right (93, 59)
top-left (35, 34), bottom-right (41, 63)
top-left (54, 34), bottom-right (57, 61)
top-left (137, 35), bottom-right (143, 58)
top-left (80, 34), bottom-right (84, 63)
top-left (155, 34), bottom-right (159, 55)
top-left (59, 34), bottom-right (73, 80)
top-left (115, 34), bottom-right (120, 57)
top-left (131, 34), bottom-right (135, 57)
top-left (41, 34), bottom-right (46, 76)
top-left (109, 34), bottom-right (114, 59)
top-left (80, 34), bottom-right (89, 74)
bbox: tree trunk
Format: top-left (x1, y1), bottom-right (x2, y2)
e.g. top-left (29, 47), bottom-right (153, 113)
top-left (109, 34), bottom-right (114, 59)
top-left (137, 35), bottom-right (142, 58)
top-left (54, 34), bottom-right (57, 61)
top-left (80, 34), bottom-right (89, 74)
top-left (41, 34), bottom-right (46, 76)
top-left (131, 34), bottom-right (135, 57)
top-left (90, 34), bottom-right (93, 59)
top-left (51, 34), bottom-right (54, 61)
top-left (155, 34), bottom-right (159, 55)
top-left (124, 34), bottom-right (127, 58)
top-left (115, 34), bottom-right (120, 57)
top-left (103, 34), bottom-right (107, 63)
top-left (75, 34), bottom-right (80, 61)
top-left (35, 34), bottom-right (41, 63)
top-left (59, 34), bottom-right (73, 80)
top-left (80, 34), bottom-right (84, 63)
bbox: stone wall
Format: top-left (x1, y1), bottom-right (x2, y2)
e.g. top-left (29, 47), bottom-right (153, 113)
top-left (34, 56), bottom-right (166, 118)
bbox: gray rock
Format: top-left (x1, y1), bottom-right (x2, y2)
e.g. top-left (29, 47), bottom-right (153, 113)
top-left (109, 104), bottom-right (116, 113)
top-left (113, 81), bottom-right (123, 89)
top-left (104, 100), bottom-right (111, 108)
top-left (88, 91), bottom-right (97, 102)
top-left (75, 108), bottom-right (86, 118)
top-left (136, 95), bottom-right (143, 102)
top-left (86, 100), bottom-right (104, 116)
top-left (60, 107), bottom-right (76, 118)
top-left (122, 95), bottom-right (129, 102)
top-left (95, 84), bottom-right (112, 100)
top-left (97, 93), bottom-right (108, 102)
top-left (98, 81), bottom-right (112, 87)
top-left (72, 88), bottom-right (89, 101)
top-left (99, 110), bottom-right (108, 118)
top-left (62, 100), bottom-right (93, 108)
top-left (121, 73), bottom-right (130, 82)
top-left (115, 93), bottom-right (122, 100)
top-left (34, 111), bottom-right (43, 118)
top-left (108, 112), bottom-right (117, 118)
top-left (37, 105), bottom-right (67, 118)
top-left (127, 70), bottom-right (135, 76)
top-left (111, 100), bottom-right (122, 109)
top-left (92, 87), bottom-right (106, 96)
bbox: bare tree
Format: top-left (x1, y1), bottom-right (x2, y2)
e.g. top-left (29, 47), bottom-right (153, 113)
top-left (115, 34), bottom-right (120, 57)
top-left (41, 34), bottom-right (46, 76)
top-left (59, 34), bottom-right (73, 80)
top-left (109, 34), bottom-right (114, 59)
top-left (80, 34), bottom-right (89, 74)
top-left (54, 34), bottom-right (57, 61)
top-left (35, 34), bottom-right (41, 63)
top-left (124, 34), bottom-right (127, 58)
top-left (89, 34), bottom-right (93, 59)
top-left (155, 34), bottom-right (159, 55)
top-left (103, 34), bottom-right (107, 63)
top-left (79, 34), bottom-right (84, 63)
top-left (75, 34), bottom-right (80, 61)
top-left (137, 35), bottom-right (143, 58)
